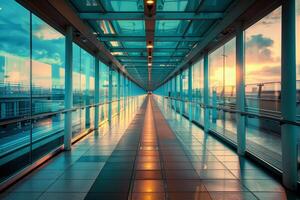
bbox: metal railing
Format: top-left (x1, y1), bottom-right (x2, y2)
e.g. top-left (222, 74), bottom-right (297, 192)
top-left (164, 96), bottom-right (300, 127)
top-left (0, 97), bottom-right (134, 126)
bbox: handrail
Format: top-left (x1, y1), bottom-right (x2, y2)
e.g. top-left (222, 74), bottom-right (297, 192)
top-left (163, 96), bottom-right (300, 127)
top-left (0, 97), bottom-right (136, 126)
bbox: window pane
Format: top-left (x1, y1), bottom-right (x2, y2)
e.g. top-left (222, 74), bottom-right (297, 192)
top-left (209, 38), bottom-right (236, 142)
top-left (245, 7), bottom-right (282, 171)
top-left (0, 0), bottom-right (31, 182)
top-left (31, 14), bottom-right (65, 161)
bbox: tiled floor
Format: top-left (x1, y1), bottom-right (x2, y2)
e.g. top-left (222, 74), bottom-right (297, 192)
top-left (1, 96), bottom-right (299, 200)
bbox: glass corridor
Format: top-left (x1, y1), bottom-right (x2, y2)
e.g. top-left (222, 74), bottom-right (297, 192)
top-left (0, 0), bottom-right (300, 197)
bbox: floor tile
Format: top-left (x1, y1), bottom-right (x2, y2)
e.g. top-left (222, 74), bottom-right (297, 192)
top-left (88, 180), bottom-right (130, 193)
top-left (133, 180), bottom-right (165, 192)
top-left (39, 192), bottom-right (86, 200)
top-left (135, 170), bottom-right (163, 180)
top-left (166, 180), bottom-right (207, 192)
top-left (131, 193), bottom-right (166, 200)
top-left (46, 180), bottom-right (94, 192)
top-left (0, 192), bottom-right (41, 200)
top-left (168, 192), bottom-right (212, 200)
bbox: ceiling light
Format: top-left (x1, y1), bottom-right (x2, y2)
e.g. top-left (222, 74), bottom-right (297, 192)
top-left (147, 41), bottom-right (153, 49)
top-left (111, 52), bottom-right (123, 56)
top-left (147, 44), bottom-right (153, 49)
top-left (110, 41), bottom-right (119, 47)
top-left (146, 0), bottom-right (154, 5)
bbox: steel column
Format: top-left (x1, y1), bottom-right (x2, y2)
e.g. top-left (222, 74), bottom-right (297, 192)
top-left (188, 66), bottom-right (193, 121)
top-left (180, 72), bottom-right (184, 115)
top-left (236, 23), bottom-right (246, 156)
top-left (85, 56), bottom-right (90, 127)
top-left (94, 57), bottom-right (99, 130)
top-left (117, 71), bottom-right (121, 113)
top-left (64, 26), bottom-right (73, 151)
top-left (123, 76), bottom-right (127, 109)
top-left (174, 76), bottom-right (177, 110)
top-left (203, 52), bottom-right (210, 133)
top-left (108, 68), bottom-right (113, 122)
top-left (281, 0), bottom-right (298, 190)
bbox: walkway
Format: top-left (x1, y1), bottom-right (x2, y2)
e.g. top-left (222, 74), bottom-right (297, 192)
top-left (1, 96), bottom-right (299, 200)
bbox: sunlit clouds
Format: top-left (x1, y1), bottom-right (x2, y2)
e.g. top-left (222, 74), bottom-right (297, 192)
top-left (33, 24), bottom-right (64, 40)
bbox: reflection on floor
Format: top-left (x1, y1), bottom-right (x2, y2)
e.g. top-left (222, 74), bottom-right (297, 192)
top-left (1, 96), bottom-right (299, 200)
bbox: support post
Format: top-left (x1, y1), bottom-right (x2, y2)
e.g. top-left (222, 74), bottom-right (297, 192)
top-left (180, 72), bottom-right (184, 115)
top-left (117, 71), bottom-right (121, 113)
top-left (108, 68), bottom-right (113, 122)
top-left (94, 57), bottom-right (99, 130)
top-left (236, 22), bottom-right (246, 156)
top-left (128, 81), bottom-right (132, 112)
top-left (281, 0), bottom-right (297, 190)
top-left (64, 26), bottom-right (73, 151)
top-left (169, 78), bottom-right (173, 107)
top-left (174, 76), bottom-right (177, 110)
top-left (85, 56), bottom-right (90, 127)
top-left (203, 52), bottom-right (210, 133)
top-left (188, 65), bottom-right (193, 121)
top-left (123, 76), bottom-right (127, 109)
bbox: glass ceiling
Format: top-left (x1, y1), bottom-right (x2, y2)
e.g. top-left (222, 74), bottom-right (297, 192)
top-left (70, 0), bottom-right (234, 89)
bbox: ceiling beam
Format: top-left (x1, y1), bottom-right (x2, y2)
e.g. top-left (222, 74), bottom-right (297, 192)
top-left (79, 12), bottom-right (224, 20)
top-left (125, 64), bottom-right (176, 67)
top-left (116, 56), bottom-right (183, 60)
top-left (99, 36), bottom-right (202, 42)
top-left (122, 60), bottom-right (179, 64)
top-left (111, 48), bottom-right (189, 52)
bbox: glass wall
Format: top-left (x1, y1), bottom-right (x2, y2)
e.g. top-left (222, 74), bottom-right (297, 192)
top-left (0, 0), bottom-right (145, 184)
top-left (0, 0), bottom-right (66, 182)
top-left (155, 1), bottom-right (300, 181)
top-left (209, 38), bottom-right (236, 142)
top-left (245, 7), bottom-right (282, 169)
top-left (182, 68), bottom-right (188, 115)
top-left (111, 69), bottom-right (118, 116)
top-left (100, 62), bottom-right (109, 122)
top-left (191, 60), bottom-right (204, 123)
top-left (31, 15), bottom-right (65, 161)
top-left (72, 44), bottom-right (95, 137)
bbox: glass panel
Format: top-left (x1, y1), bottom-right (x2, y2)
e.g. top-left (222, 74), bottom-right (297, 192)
top-left (199, 0), bottom-right (232, 12)
top-left (122, 42), bottom-right (145, 48)
top-left (245, 7), bottom-right (282, 170)
top-left (182, 69), bottom-right (188, 115)
top-left (101, 0), bottom-right (144, 12)
top-left (155, 42), bottom-right (178, 48)
top-left (100, 62), bottom-right (109, 121)
top-left (192, 59), bottom-right (204, 124)
top-left (72, 45), bottom-right (94, 137)
top-left (155, 20), bottom-right (189, 36)
top-left (156, 0), bottom-right (188, 11)
top-left (209, 38), bottom-right (236, 142)
top-left (112, 20), bottom-right (145, 36)
top-left (185, 21), bottom-right (214, 36)
top-left (70, 0), bottom-right (103, 12)
top-left (0, 0), bottom-right (31, 182)
top-left (31, 14), bottom-right (65, 161)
